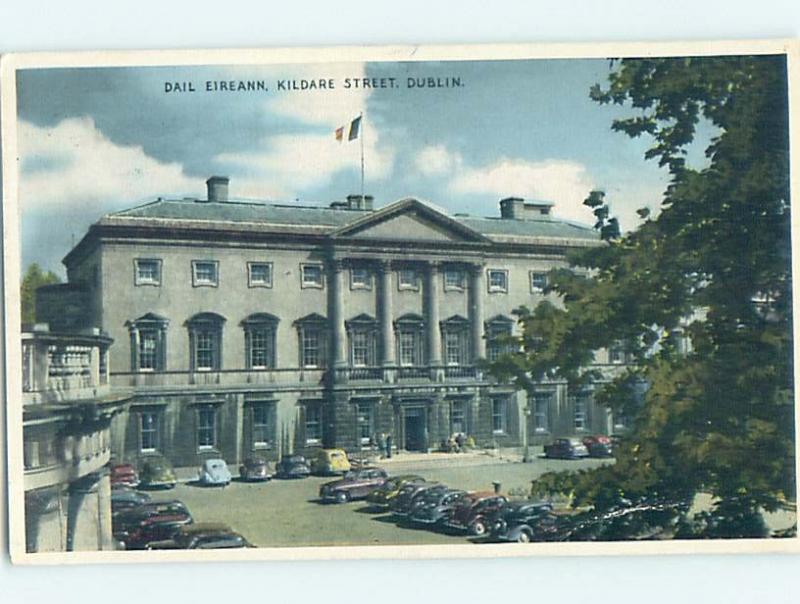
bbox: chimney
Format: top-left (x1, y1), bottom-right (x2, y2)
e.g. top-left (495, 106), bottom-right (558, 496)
top-left (499, 197), bottom-right (553, 220)
top-left (346, 194), bottom-right (374, 210)
top-left (206, 176), bottom-right (229, 203)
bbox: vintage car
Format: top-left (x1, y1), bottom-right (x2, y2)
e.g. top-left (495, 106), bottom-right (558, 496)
top-left (543, 437), bottom-right (590, 459)
top-left (309, 448), bottom-right (352, 476)
top-left (239, 457), bottom-right (272, 481)
top-left (146, 523), bottom-right (253, 550)
top-left (582, 435), bottom-right (614, 457)
top-left (274, 454), bottom-right (312, 479)
top-left (110, 488), bottom-right (152, 516)
top-left (318, 467), bottom-right (388, 503)
top-left (408, 487), bottom-right (467, 525)
top-left (389, 482), bottom-right (442, 517)
top-left (113, 501), bottom-right (193, 548)
top-left (198, 458), bottom-right (232, 486)
top-left (488, 500), bottom-right (557, 542)
top-left (444, 492), bottom-right (508, 536)
top-left (139, 456), bottom-right (177, 489)
top-left (110, 463), bottom-right (140, 488)
top-left (365, 474), bottom-right (425, 508)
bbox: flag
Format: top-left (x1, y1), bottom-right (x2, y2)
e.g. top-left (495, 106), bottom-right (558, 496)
top-left (335, 126), bottom-right (344, 142)
top-left (348, 115), bottom-right (362, 141)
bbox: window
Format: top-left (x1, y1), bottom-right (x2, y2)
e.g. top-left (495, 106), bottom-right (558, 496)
top-left (304, 404), bottom-right (322, 444)
top-left (295, 314), bottom-right (327, 368)
top-left (356, 402), bottom-right (374, 445)
top-left (301, 264), bottom-right (324, 289)
top-left (140, 411), bottom-right (159, 452)
top-left (134, 258), bottom-right (162, 286)
top-left (197, 405), bottom-right (217, 449)
top-left (492, 397), bottom-right (508, 434)
top-left (394, 314), bottom-right (425, 366)
top-left (126, 313), bottom-right (168, 371)
top-left (398, 268), bottom-right (419, 290)
top-left (532, 392), bottom-right (551, 433)
top-left (440, 316), bottom-right (470, 365)
top-left (444, 267), bottom-right (466, 290)
top-left (445, 332), bottom-right (462, 365)
top-left (530, 271), bottom-right (548, 293)
top-left (350, 267), bottom-right (372, 290)
top-left (192, 260), bottom-right (219, 287)
top-left (573, 393), bottom-right (590, 431)
top-left (451, 400), bottom-right (466, 434)
top-left (486, 316), bottom-right (514, 362)
top-left (187, 313), bottom-right (225, 371)
top-left (247, 262), bottom-right (273, 288)
top-left (609, 343), bottom-right (626, 364)
top-left (251, 402), bottom-right (276, 449)
top-left (346, 316), bottom-right (378, 367)
top-left (242, 313), bottom-right (278, 369)
top-left (487, 269), bottom-right (508, 293)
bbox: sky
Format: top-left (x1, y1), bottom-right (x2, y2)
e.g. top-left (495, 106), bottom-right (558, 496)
top-left (15, 58), bottom-right (698, 276)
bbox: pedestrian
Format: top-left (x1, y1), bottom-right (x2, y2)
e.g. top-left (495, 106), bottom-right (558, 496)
top-left (386, 433), bottom-right (393, 459)
top-left (377, 432), bottom-right (386, 459)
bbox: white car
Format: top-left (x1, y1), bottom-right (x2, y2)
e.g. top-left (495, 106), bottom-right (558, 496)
top-left (198, 458), bottom-right (232, 486)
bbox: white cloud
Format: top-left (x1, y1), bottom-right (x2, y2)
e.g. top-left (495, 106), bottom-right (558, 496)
top-left (414, 145), bottom-right (463, 176)
top-left (449, 157), bottom-right (597, 224)
top-left (18, 117), bottom-right (198, 213)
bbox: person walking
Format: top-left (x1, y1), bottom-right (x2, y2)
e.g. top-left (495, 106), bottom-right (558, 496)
top-left (386, 433), bottom-right (393, 459)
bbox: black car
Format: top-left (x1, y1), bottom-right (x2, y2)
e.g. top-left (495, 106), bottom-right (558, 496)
top-left (488, 500), bottom-right (557, 543)
top-left (389, 482), bottom-right (441, 517)
top-left (408, 487), bottom-right (467, 525)
top-left (274, 455), bottom-right (311, 479)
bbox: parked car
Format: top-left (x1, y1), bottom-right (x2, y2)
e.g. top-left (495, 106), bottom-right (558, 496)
top-left (318, 467), bottom-right (389, 503)
top-left (198, 458), bottom-right (232, 486)
top-left (543, 437), bottom-right (590, 459)
top-left (239, 457), bottom-right (272, 481)
top-left (113, 501), bottom-right (193, 548)
top-left (488, 500), bottom-right (557, 543)
top-left (582, 435), bottom-right (613, 457)
top-left (110, 463), bottom-right (140, 488)
top-left (146, 523), bottom-right (253, 550)
top-left (408, 487), bottom-right (467, 525)
top-left (274, 455), bottom-right (311, 479)
top-left (389, 482), bottom-right (442, 517)
top-left (444, 492), bottom-right (508, 536)
top-left (139, 456), bottom-right (177, 489)
top-left (366, 474), bottom-right (425, 508)
top-left (310, 448), bottom-right (352, 476)
top-left (110, 488), bottom-right (152, 516)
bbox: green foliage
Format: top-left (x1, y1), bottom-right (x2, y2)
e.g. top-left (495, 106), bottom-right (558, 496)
top-left (20, 263), bottom-right (60, 324)
top-left (495, 55), bottom-right (793, 540)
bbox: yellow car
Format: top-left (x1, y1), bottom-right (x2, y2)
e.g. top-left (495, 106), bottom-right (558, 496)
top-left (310, 448), bottom-right (352, 476)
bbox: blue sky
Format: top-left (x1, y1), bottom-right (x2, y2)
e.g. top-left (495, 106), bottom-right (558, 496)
top-left (16, 58), bottom-right (684, 276)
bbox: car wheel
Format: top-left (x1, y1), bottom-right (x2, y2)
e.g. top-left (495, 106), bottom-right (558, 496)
top-left (470, 519), bottom-right (487, 537)
top-left (516, 529), bottom-right (532, 543)
top-left (335, 491), bottom-right (349, 504)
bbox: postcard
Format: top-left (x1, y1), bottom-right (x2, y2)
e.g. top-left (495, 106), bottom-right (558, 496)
top-left (2, 39), bottom-right (799, 564)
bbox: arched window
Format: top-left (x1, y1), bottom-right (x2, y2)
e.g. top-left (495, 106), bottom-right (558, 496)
top-left (394, 313), bottom-right (425, 366)
top-left (126, 313), bottom-right (169, 371)
top-left (440, 315), bottom-right (470, 365)
top-left (186, 312), bottom-right (225, 371)
top-left (241, 313), bottom-right (279, 369)
top-left (294, 313), bottom-right (328, 368)
top-left (346, 314), bottom-right (378, 367)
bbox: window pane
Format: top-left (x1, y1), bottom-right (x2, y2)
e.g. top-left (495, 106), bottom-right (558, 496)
top-left (530, 272), bottom-right (547, 292)
top-left (574, 395), bottom-right (588, 431)
top-left (351, 268), bottom-right (370, 287)
top-left (302, 265), bottom-right (322, 286)
top-left (140, 412), bottom-right (158, 451)
top-left (399, 331), bottom-right (417, 365)
top-left (357, 403), bottom-right (373, 443)
top-left (451, 401), bottom-right (466, 434)
top-left (398, 268), bottom-right (417, 288)
top-left (252, 403), bottom-right (275, 447)
top-left (249, 263), bottom-right (272, 286)
top-left (302, 329), bottom-right (321, 367)
top-left (445, 332), bottom-right (461, 365)
top-left (351, 331), bottom-right (369, 366)
top-left (198, 406), bottom-right (216, 448)
top-left (492, 398), bottom-right (507, 433)
top-left (195, 330), bottom-right (215, 369)
top-left (533, 393), bottom-right (550, 432)
top-left (139, 329), bottom-right (158, 370)
top-left (137, 260), bottom-right (160, 283)
top-left (194, 262), bottom-right (217, 284)
top-left (305, 405), bottom-right (321, 443)
top-left (488, 270), bottom-right (507, 291)
top-left (444, 269), bottom-right (464, 289)
top-left (249, 327), bottom-right (274, 368)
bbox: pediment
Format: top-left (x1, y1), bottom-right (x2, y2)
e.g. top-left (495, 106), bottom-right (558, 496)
top-left (331, 198), bottom-right (489, 243)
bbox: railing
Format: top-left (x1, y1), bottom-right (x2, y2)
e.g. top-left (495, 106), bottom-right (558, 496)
top-left (396, 366), bottom-right (431, 380)
top-left (110, 367), bottom-right (326, 390)
top-left (444, 365), bottom-right (480, 379)
top-left (347, 367), bottom-right (384, 381)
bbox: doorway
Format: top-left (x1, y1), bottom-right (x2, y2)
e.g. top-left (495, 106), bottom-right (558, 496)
top-left (403, 407), bottom-right (427, 452)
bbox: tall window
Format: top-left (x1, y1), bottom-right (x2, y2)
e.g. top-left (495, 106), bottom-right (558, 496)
top-left (532, 392), bottom-right (552, 433)
top-left (451, 400), bottom-right (466, 434)
top-left (573, 392), bottom-right (590, 431)
top-left (304, 404), bottom-right (322, 444)
top-left (492, 397), bottom-right (508, 434)
top-left (486, 316), bottom-right (514, 362)
top-left (295, 314), bottom-right (327, 368)
top-left (440, 316), bottom-right (470, 365)
top-left (530, 271), bottom-right (548, 293)
top-left (346, 315), bottom-right (378, 367)
top-left (356, 402), bottom-right (374, 445)
top-left (140, 411), bottom-right (160, 452)
top-left (394, 314), bottom-right (425, 366)
top-left (242, 313), bottom-right (278, 369)
top-left (197, 405), bottom-right (217, 449)
top-left (251, 402), bottom-right (276, 449)
top-left (192, 260), bottom-right (219, 287)
top-left (126, 313), bottom-right (168, 371)
top-left (187, 313), bottom-right (225, 371)
top-left (134, 258), bottom-right (162, 286)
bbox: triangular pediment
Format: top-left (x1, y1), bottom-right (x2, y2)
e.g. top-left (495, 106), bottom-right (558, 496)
top-left (330, 198), bottom-right (489, 243)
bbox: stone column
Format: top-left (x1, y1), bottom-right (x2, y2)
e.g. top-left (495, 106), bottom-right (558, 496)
top-left (425, 262), bottom-right (442, 367)
top-left (469, 263), bottom-right (486, 361)
top-left (328, 259), bottom-right (348, 369)
top-left (378, 260), bottom-right (395, 366)
top-left (96, 470), bottom-right (114, 550)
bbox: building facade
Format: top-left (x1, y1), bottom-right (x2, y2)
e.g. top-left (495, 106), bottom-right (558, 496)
top-left (39, 177), bottom-right (625, 469)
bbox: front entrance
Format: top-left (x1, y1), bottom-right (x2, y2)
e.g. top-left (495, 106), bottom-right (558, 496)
top-left (403, 407), bottom-right (428, 452)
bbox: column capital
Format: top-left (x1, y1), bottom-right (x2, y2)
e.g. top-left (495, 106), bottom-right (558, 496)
top-left (376, 259), bottom-right (392, 273)
top-left (328, 258), bottom-right (347, 272)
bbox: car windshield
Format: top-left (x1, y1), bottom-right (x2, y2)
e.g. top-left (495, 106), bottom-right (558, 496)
top-left (208, 461), bottom-right (225, 470)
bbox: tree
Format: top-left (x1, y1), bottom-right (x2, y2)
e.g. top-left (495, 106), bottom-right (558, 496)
top-left (20, 263), bottom-right (60, 325)
top-left (490, 55), bottom-right (793, 539)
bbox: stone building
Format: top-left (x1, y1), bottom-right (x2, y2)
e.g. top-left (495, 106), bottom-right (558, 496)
top-left (39, 177), bottom-right (626, 469)
top-left (21, 324), bottom-right (130, 552)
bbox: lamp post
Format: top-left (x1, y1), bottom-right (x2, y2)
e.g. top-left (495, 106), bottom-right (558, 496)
top-left (522, 404), bottom-right (532, 463)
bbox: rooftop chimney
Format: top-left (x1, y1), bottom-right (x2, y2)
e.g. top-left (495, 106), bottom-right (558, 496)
top-left (206, 176), bottom-right (229, 203)
top-left (345, 194), bottom-right (374, 210)
top-left (499, 197), bottom-right (553, 220)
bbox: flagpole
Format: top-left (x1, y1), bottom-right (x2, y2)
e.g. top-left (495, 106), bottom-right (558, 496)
top-left (359, 111), bottom-right (365, 201)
